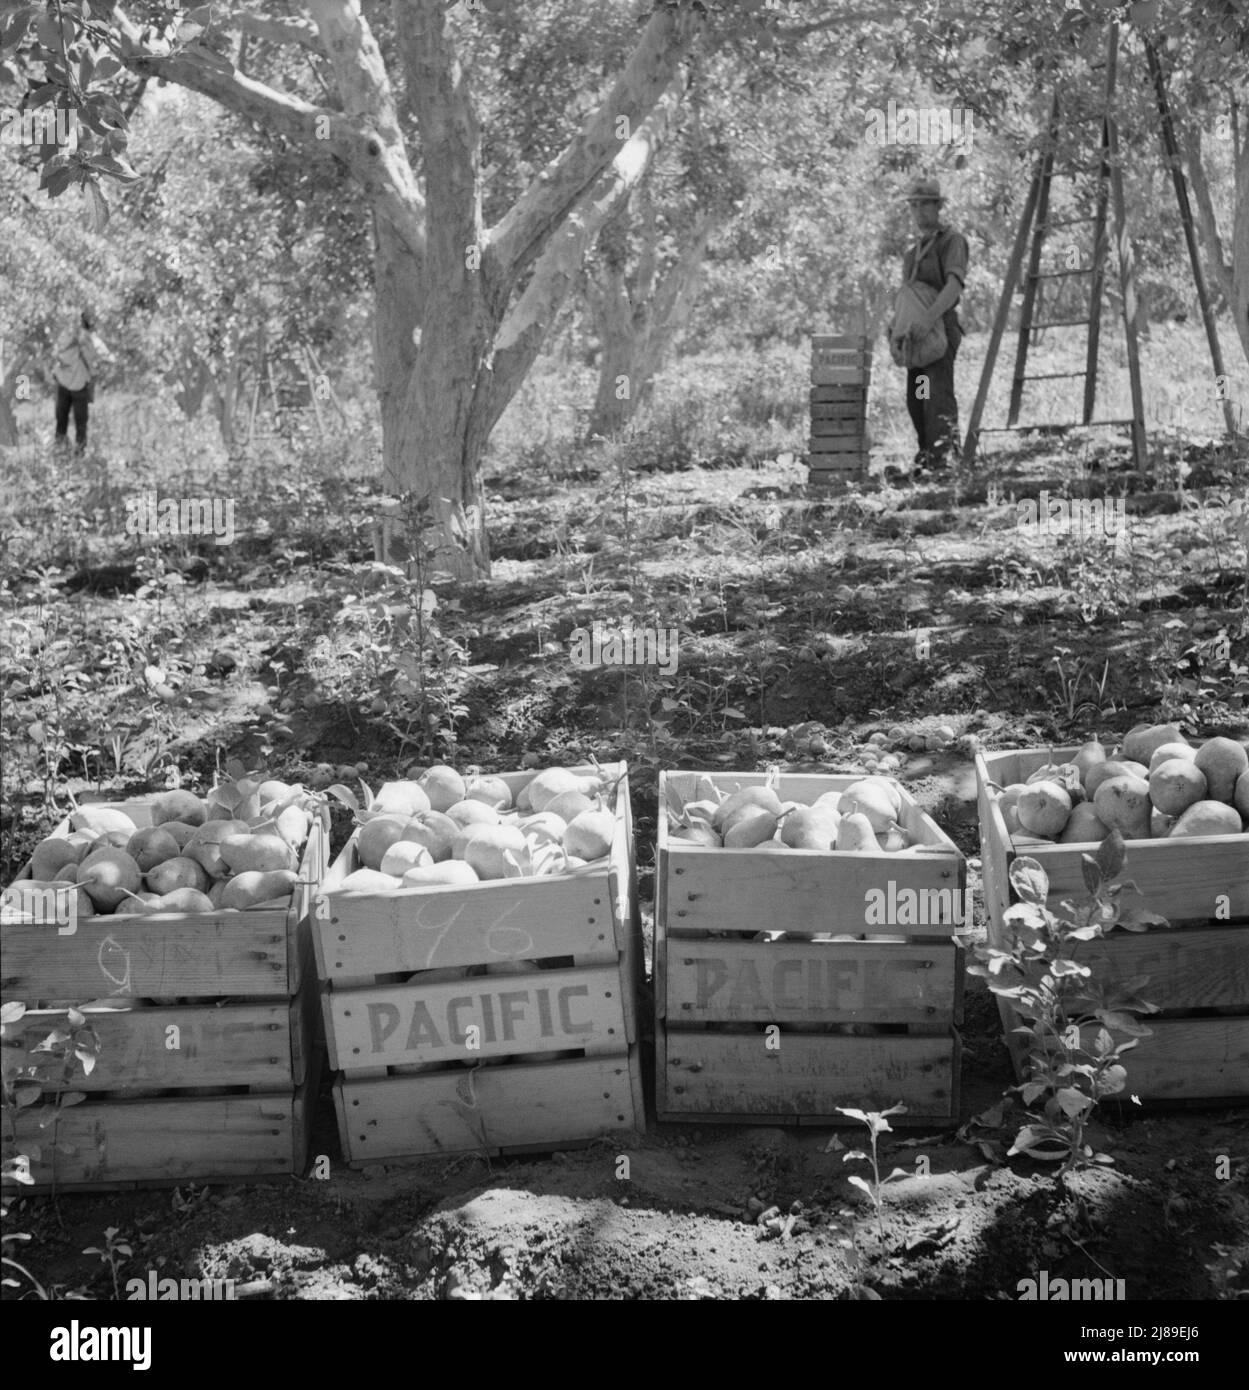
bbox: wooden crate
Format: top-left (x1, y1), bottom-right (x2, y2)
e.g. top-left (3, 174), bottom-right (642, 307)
top-left (810, 385), bottom-right (868, 405)
top-left (1, 799), bottom-right (328, 1189)
top-left (976, 745), bottom-right (1249, 1103)
top-left (656, 772), bottom-right (966, 1125)
top-left (313, 764), bottom-right (645, 1163)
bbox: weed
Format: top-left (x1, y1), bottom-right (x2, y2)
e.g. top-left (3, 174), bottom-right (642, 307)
top-left (970, 831), bottom-right (1162, 1180)
top-left (835, 1103), bottom-right (910, 1238)
top-left (83, 1226), bottom-right (133, 1300)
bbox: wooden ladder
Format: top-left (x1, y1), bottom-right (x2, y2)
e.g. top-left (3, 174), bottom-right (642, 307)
top-left (963, 22), bottom-right (1147, 471)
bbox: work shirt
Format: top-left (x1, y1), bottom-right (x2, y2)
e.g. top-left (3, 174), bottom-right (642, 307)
top-left (52, 328), bottom-right (105, 392)
top-left (902, 224), bottom-right (969, 340)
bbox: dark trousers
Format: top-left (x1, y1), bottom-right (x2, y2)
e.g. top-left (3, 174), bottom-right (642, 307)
top-left (55, 384), bottom-right (90, 449)
top-left (906, 327), bottom-right (961, 467)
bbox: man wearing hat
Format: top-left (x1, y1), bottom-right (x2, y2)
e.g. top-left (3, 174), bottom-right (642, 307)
top-left (894, 177), bottom-right (968, 477)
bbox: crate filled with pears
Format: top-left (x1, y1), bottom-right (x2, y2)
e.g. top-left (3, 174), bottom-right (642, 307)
top-left (655, 770), bottom-right (966, 1126)
top-left (313, 761), bottom-right (644, 1163)
top-left (975, 726), bottom-right (1249, 1103)
top-left (0, 767), bottom-right (329, 1190)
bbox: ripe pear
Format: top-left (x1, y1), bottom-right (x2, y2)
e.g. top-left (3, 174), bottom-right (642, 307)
top-left (356, 814), bottom-right (413, 871)
top-left (338, 868), bottom-right (405, 893)
top-left (1235, 771), bottom-right (1249, 822)
top-left (70, 806), bottom-right (137, 837)
top-left (1058, 802), bottom-right (1111, 845)
top-left (1193, 737), bottom-right (1249, 804)
top-left (780, 806), bottom-right (839, 849)
top-left (722, 809), bottom-right (780, 848)
top-left (30, 836), bottom-right (91, 882)
top-left (1120, 723), bottom-right (1186, 767)
top-left (463, 824), bottom-right (531, 880)
top-left (379, 841), bottom-right (435, 877)
top-left (148, 888), bottom-right (217, 914)
top-left (837, 781), bottom-right (900, 832)
top-left (1092, 775), bottom-right (1151, 839)
top-left (1084, 759), bottom-right (1148, 798)
top-left (671, 824), bottom-right (721, 847)
top-left (185, 819), bottom-right (251, 877)
top-left (1169, 800), bottom-right (1243, 837)
top-left (543, 789), bottom-right (595, 822)
top-left (525, 767), bottom-right (596, 813)
top-left (77, 847), bottom-right (143, 911)
top-left (257, 779), bottom-right (295, 810)
top-left (464, 775), bottom-right (513, 811)
top-left (125, 826), bottom-right (183, 873)
top-left (219, 833), bottom-right (296, 875)
top-left (1148, 759), bottom-right (1207, 817)
top-left (876, 825), bottom-right (909, 852)
top-left (417, 765), bottom-right (467, 812)
top-left (711, 786), bottom-right (784, 832)
top-left (146, 856), bottom-right (210, 896)
top-left (1148, 741), bottom-right (1196, 771)
top-left (150, 790), bottom-right (207, 828)
top-left (836, 812), bottom-right (879, 853)
top-left (1071, 738), bottom-right (1107, 783)
top-left (160, 821), bottom-right (200, 849)
top-left (683, 798), bottom-right (721, 825)
top-left (444, 799), bottom-right (501, 829)
top-left (370, 781), bottom-right (432, 818)
top-left (1016, 781), bottom-right (1072, 837)
top-left (398, 811), bottom-right (460, 862)
top-left (563, 809), bottom-right (616, 861)
top-left (518, 812), bottom-right (568, 845)
top-left (116, 889), bottom-right (163, 915)
top-left (401, 861), bottom-right (480, 888)
top-left (220, 869), bottom-right (298, 910)
top-left (1150, 808), bottom-right (1175, 838)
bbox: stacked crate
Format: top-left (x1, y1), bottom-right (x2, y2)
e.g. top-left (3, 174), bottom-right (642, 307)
top-left (1, 800), bottom-right (328, 1190)
top-left (808, 334), bottom-right (871, 488)
top-left (656, 772), bottom-right (966, 1126)
top-left (312, 764), bottom-right (645, 1164)
top-left (976, 745), bottom-right (1249, 1104)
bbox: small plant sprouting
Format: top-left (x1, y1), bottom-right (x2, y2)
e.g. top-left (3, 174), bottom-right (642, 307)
top-left (83, 1226), bottom-right (132, 1300)
top-left (970, 830), bottom-right (1163, 1180)
top-left (836, 1103), bottom-right (910, 1237)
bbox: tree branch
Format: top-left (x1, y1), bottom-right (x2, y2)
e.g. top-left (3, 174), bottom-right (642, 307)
top-left (484, 78), bottom-right (685, 434)
top-left (222, 11), bottom-right (322, 52)
top-left (487, 2), bottom-right (703, 287)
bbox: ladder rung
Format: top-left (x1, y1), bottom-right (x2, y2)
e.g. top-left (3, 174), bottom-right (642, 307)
top-left (1028, 269), bottom-right (1094, 280)
top-left (1031, 318), bottom-right (1095, 330)
top-left (975, 418), bottom-right (1142, 435)
top-left (1017, 372), bottom-right (1087, 381)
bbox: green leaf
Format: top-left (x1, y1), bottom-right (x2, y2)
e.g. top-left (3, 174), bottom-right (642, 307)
top-left (1008, 857), bottom-right (1049, 905)
top-left (847, 1174), bottom-right (875, 1200)
top-left (1095, 829), bottom-right (1126, 879)
top-left (0, 1001), bottom-right (26, 1024)
top-left (1055, 1086), bottom-right (1094, 1117)
top-left (1080, 854), bottom-right (1102, 896)
top-left (14, 1085), bottom-right (42, 1107)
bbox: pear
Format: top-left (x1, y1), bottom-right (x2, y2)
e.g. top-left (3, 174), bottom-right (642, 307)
top-left (1121, 724), bottom-right (1186, 767)
top-left (671, 824), bottom-right (721, 847)
top-left (1150, 808), bottom-right (1175, 838)
top-left (464, 775), bottom-right (513, 811)
top-left (1017, 782), bottom-right (1072, 837)
top-left (337, 868), bottom-right (405, 893)
top-left (1148, 759), bottom-right (1207, 817)
top-left (150, 790), bottom-right (208, 828)
top-left (399, 811), bottom-right (460, 862)
top-left (837, 782), bottom-right (900, 832)
top-left (77, 847), bottom-right (143, 911)
top-left (71, 806), bottom-right (137, 837)
top-left (463, 824), bottom-right (531, 880)
top-left (525, 768), bottom-right (596, 813)
top-left (1058, 803), bottom-right (1111, 845)
top-left (876, 825), bottom-right (909, 852)
top-left (543, 789), bottom-right (595, 822)
top-left (1, 880), bottom-right (92, 925)
top-left (722, 809), bottom-right (780, 848)
top-left (369, 781), bottom-right (432, 818)
top-left (1235, 771), bottom-right (1249, 822)
top-left (563, 810), bottom-right (616, 861)
top-left (1169, 800), bottom-right (1243, 837)
top-left (1148, 741), bottom-right (1196, 772)
top-left (518, 812), bottom-right (568, 845)
top-left (220, 869), bottom-right (298, 909)
top-left (1092, 775), bottom-right (1151, 839)
top-left (146, 856), bottom-right (210, 895)
top-left (148, 888), bottom-right (217, 914)
top-left (401, 861), bottom-right (480, 888)
top-left (1084, 759), bottom-right (1148, 798)
top-left (780, 806), bottom-right (839, 849)
top-left (1193, 737), bottom-right (1249, 804)
top-left (417, 765), bottom-right (467, 812)
top-left (836, 812), bottom-right (879, 853)
top-left (356, 814), bottom-right (413, 871)
top-left (444, 799), bottom-right (501, 829)
top-left (160, 821), bottom-right (200, 850)
top-left (184, 819), bottom-right (252, 877)
top-left (219, 833), bottom-right (296, 875)
top-left (125, 826), bottom-right (184, 874)
top-left (379, 841), bottom-right (435, 877)
top-left (1071, 738), bottom-right (1107, 783)
top-left (30, 836), bottom-right (91, 882)
top-left (711, 786), bottom-right (784, 832)
top-left (116, 889), bottom-right (164, 915)
top-left (682, 799), bottom-right (721, 825)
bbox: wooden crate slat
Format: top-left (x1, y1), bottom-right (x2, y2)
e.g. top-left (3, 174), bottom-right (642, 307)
top-left (657, 1029), bottom-right (958, 1120)
top-left (812, 334), bottom-right (869, 348)
top-left (811, 367), bottom-right (870, 385)
top-left (4, 1003), bottom-right (297, 1091)
top-left (12, 1090), bottom-right (302, 1187)
top-left (810, 417), bottom-right (866, 437)
top-left (328, 964), bottom-right (630, 1072)
top-left (665, 939), bottom-right (960, 1023)
top-left (808, 436), bottom-right (869, 454)
top-left (336, 1050), bottom-right (641, 1162)
top-left (810, 385), bottom-right (868, 404)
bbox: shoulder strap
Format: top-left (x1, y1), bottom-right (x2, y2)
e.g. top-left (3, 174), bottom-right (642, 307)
top-left (907, 231), bottom-right (939, 284)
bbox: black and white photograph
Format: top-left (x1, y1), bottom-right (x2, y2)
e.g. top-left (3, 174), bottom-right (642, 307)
top-left (1, 0), bottom-right (1246, 1334)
